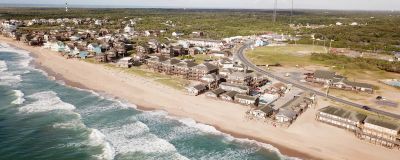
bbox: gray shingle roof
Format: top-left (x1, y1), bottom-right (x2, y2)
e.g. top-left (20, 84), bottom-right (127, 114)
top-left (314, 70), bottom-right (336, 80)
top-left (364, 116), bottom-right (400, 131)
top-left (318, 106), bottom-right (367, 122)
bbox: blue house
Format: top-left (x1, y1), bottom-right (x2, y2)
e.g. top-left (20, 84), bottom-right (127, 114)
top-left (79, 51), bottom-right (88, 59)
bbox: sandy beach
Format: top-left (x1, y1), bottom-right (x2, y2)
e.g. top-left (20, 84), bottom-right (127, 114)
top-left (1, 36), bottom-right (399, 160)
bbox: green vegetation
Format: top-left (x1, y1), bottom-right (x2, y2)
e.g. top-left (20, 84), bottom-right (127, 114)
top-left (2, 8), bottom-right (399, 53)
top-left (311, 53), bottom-right (400, 73)
top-left (246, 44), bottom-right (327, 66)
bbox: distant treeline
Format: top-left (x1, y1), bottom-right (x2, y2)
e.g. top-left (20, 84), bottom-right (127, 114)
top-left (311, 53), bottom-right (400, 73)
top-left (1, 8), bottom-right (399, 53)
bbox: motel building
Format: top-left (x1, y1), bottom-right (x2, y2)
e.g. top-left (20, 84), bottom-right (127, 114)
top-left (357, 117), bottom-right (400, 149)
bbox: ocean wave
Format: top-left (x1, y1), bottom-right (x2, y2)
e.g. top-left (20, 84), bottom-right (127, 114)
top-left (99, 121), bottom-right (188, 159)
top-left (177, 118), bottom-right (299, 160)
top-left (18, 91), bottom-right (76, 113)
top-left (89, 129), bottom-right (116, 160)
top-left (11, 90), bottom-right (25, 105)
top-left (0, 60), bottom-right (7, 72)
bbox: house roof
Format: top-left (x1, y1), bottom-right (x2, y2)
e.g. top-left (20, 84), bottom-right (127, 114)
top-left (342, 79), bottom-right (374, 89)
top-left (210, 88), bottom-right (226, 95)
top-left (235, 94), bottom-right (258, 101)
top-left (314, 70), bottom-right (336, 80)
top-left (318, 106), bottom-right (367, 122)
top-left (228, 72), bottom-right (250, 80)
top-left (277, 108), bottom-right (297, 119)
top-left (222, 91), bottom-right (238, 98)
top-left (258, 105), bottom-right (274, 114)
top-left (162, 58), bottom-right (181, 65)
top-left (176, 60), bottom-right (198, 68)
top-left (193, 62), bottom-right (218, 72)
top-left (220, 82), bottom-right (249, 91)
top-left (364, 116), bottom-right (400, 131)
top-left (192, 84), bottom-right (207, 91)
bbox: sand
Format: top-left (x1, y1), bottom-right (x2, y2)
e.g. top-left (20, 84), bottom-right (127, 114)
top-left (1, 37), bottom-right (399, 160)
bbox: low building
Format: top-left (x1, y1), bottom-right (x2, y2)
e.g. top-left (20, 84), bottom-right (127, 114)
top-left (205, 88), bottom-right (226, 98)
top-left (316, 106), bottom-right (367, 131)
top-left (220, 91), bottom-right (238, 101)
top-left (219, 82), bottom-right (249, 94)
top-left (358, 117), bottom-right (400, 148)
top-left (116, 57), bottom-right (134, 68)
top-left (249, 105), bottom-right (275, 119)
top-left (234, 94), bottom-right (259, 106)
top-left (187, 84), bottom-right (207, 96)
top-left (227, 72), bottom-right (252, 86)
top-left (275, 108), bottom-right (297, 123)
top-left (190, 62), bottom-right (218, 80)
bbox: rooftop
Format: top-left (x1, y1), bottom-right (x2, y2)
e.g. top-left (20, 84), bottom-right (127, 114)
top-left (364, 116), bottom-right (400, 131)
top-left (318, 106), bottom-right (367, 122)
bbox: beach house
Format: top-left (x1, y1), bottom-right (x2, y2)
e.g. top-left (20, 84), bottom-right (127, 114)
top-left (227, 72), bottom-right (252, 86)
top-left (220, 91), bottom-right (238, 101)
top-left (160, 58), bottom-right (181, 75)
top-left (275, 108), bottom-right (297, 123)
top-left (316, 106), bottom-right (367, 131)
top-left (249, 105), bottom-right (275, 119)
top-left (146, 55), bottom-right (168, 72)
top-left (189, 62), bottom-right (218, 80)
top-left (51, 41), bottom-right (65, 52)
top-left (116, 57), bottom-right (134, 68)
top-left (219, 82), bottom-right (249, 94)
top-left (358, 117), bottom-right (400, 148)
top-left (205, 88), bottom-right (226, 98)
top-left (234, 94), bottom-right (259, 106)
top-left (174, 60), bottom-right (198, 78)
top-left (187, 84), bottom-right (207, 96)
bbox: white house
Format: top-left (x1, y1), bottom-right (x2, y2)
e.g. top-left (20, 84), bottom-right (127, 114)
top-left (187, 84), bottom-right (207, 96)
top-left (51, 41), bottom-right (65, 52)
top-left (275, 108), bottom-right (297, 123)
top-left (117, 57), bottom-right (134, 68)
top-left (336, 22), bottom-right (343, 26)
top-left (124, 25), bottom-right (134, 33)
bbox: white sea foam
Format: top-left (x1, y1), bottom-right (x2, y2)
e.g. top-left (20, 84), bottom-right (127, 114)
top-left (0, 60), bottom-right (7, 72)
top-left (99, 121), bottom-right (188, 159)
top-left (18, 91), bottom-right (76, 113)
top-left (11, 90), bottom-right (25, 105)
top-left (89, 129), bottom-right (116, 160)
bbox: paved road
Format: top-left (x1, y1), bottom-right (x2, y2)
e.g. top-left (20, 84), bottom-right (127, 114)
top-left (236, 43), bottom-right (400, 119)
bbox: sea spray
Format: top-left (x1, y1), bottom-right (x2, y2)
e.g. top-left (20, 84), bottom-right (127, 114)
top-left (18, 91), bottom-right (75, 113)
top-left (11, 90), bottom-right (25, 105)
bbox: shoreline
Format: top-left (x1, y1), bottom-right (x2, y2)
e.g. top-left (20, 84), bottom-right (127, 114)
top-left (17, 42), bottom-right (312, 159)
top-left (2, 37), bottom-right (399, 160)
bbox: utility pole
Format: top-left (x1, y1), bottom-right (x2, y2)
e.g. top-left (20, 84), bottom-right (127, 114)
top-left (273, 0), bottom-right (277, 23)
top-left (65, 0), bottom-right (68, 12)
top-left (290, 0), bottom-right (294, 24)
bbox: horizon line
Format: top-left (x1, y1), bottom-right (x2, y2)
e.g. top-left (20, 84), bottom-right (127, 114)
top-left (0, 3), bottom-right (399, 12)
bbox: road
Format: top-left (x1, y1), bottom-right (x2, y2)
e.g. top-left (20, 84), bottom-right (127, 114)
top-left (236, 43), bottom-right (400, 119)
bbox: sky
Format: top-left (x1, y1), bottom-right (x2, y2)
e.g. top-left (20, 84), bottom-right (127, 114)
top-left (0, 0), bottom-right (399, 11)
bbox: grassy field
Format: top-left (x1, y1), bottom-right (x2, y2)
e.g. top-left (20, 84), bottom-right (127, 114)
top-left (246, 44), bottom-right (327, 67)
top-left (84, 58), bottom-right (190, 90)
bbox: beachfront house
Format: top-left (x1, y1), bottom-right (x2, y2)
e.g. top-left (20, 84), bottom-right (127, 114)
top-left (79, 51), bottom-right (88, 59)
top-left (116, 57), bottom-right (134, 68)
top-left (160, 58), bottom-right (181, 75)
top-left (220, 91), bottom-right (238, 101)
top-left (174, 60), bottom-right (198, 78)
top-left (189, 63), bottom-right (218, 80)
top-left (249, 105), bottom-right (275, 119)
top-left (275, 108), bottom-right (297, 123)
top-left (205, 88), bottom-right (226, 98)
top-left (51, 41), bottom-right (65, 52)
top-left (227, 72), bottom-right (252, 86)
top-left (316, 106), bottom-right (367, 131)
top-left (219, 82), bottom-right (249, 94)
top-left (187, 84), bottom-right (207, 96)
top-left (358, 117), bottom-right (400, 148)
top-left (146, 55), bottom-right (168, 72)
top-left (234, 94), bottom-right (259, 106)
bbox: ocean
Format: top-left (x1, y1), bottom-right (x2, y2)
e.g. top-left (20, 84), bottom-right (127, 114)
top-left (0, 43), bottom-right (295, 160)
